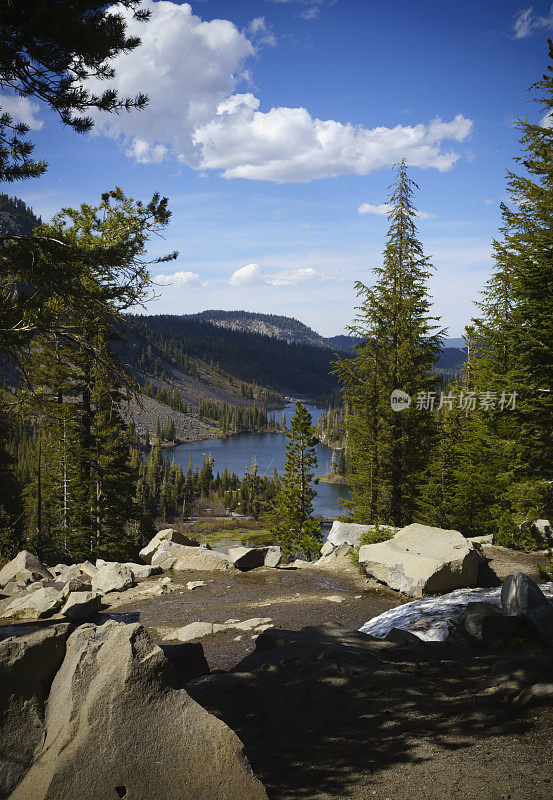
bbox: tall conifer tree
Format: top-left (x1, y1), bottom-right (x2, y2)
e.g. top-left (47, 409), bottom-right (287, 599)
top-left (337, 162), bottom-right (443, 526)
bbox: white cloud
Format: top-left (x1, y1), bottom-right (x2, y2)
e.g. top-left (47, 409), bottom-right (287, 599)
top-left (0, 93), bottom-right (43, 129)
top-left (247, 17), bottom-right (277, 46)
top-left (85, 2), bottom-right (473, 183)
top-left (358, 202), bottom-right (393, 216)
top-left (513, 4), bottom-right (553, 38)
top-left (358, 202), bottom-right (436, 219)
top-left (266, 0), bottom-right (330, 19)
top-left (229, 262), bottom-right (338, 286)
top-left (194, 95), bottom-right (472, 182)
top-left (540, 109), bottom-right (553, 128)
top-left (298, 222), bottom-right (312, 229)
top-left (155, 270), bottom-right (202, 287)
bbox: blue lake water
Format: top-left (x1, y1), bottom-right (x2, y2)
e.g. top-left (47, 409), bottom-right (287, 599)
top-left (167, 402), bottom-right (348, 519)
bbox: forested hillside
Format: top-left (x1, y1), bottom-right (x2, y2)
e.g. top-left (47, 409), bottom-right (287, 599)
top-left (126, 314), bottom-right (342, 398)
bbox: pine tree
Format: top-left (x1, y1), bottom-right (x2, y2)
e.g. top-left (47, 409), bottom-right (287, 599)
top-left (336, 161), bottom-right (443, 526)
top-left (267, 403), bottom-right (322, 561)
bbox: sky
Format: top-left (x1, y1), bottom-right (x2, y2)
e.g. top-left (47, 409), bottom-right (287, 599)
top-left (2, 0), bottom-right (549, 336)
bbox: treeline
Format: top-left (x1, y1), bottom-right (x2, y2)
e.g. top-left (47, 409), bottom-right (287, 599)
top-left (142, 380), bottom-right (188, 414)
top-left (126, 314), bottom-right (342, 399)
top-left (337, 50), bottom-right (553, 555)
top-left (198, 401), bottom-right (270, 434)
top-left (315, 408), bottom-right (346, 447)
top-left (132, 432), bottom-right (278, 521)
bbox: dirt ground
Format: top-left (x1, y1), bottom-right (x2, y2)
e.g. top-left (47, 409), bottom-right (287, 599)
top-left (109, 546), bottom-right (553, 800)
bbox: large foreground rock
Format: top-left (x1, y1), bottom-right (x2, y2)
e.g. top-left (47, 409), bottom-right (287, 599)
top-left (359, 523), bottom-right (480, 598)
top-left (502, 572), bottom-right (553, 643)
top-left (151, 540), bottom-right (230, 571)
top-left (139, 528), bottom-right (201, 564)
top-left (9, 621), bottom-right (267, 800)
top-left (0, 551), bottom-right (52, 588)
top-left (0, 623), bottom-right (72, 797)
top-left (2, 587), bottom-right (64, 621)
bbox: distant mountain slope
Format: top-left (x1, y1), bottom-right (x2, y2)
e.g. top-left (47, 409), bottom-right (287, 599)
top-left (127, 314), bottom-right (342, 399)
top-left (0, 194), bottom-right (42, 235)
top-left (191, 310), bottom-right (328, 348)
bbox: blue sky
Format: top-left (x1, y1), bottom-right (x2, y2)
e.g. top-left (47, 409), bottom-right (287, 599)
top-left (3, 0), bottom-right (550, 336)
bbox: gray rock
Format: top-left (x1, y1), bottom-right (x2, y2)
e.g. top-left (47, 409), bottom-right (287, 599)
top-left (464, 611), bottom-right (520, 642)
top-left (61, 576), bottom-right (92, 597)
top-left (91, 563), bottom-right (134, 594)
top-left (359, 523), bottom-right (480, 598)
top-left (78, 560), bottom-right (98, 578)
top-left (159, 642), bottom-right (210, 685)
top-left (514, 682), bottom-right (553, 706)
top-left (187, 580), bottom-right (206, 590)
top-left (0, 551), bottom-right (52, 587)
top-left (152, 541), bottom-right (230, 571)
top-left (264, 546), bottom-right (282, 567)
top-left (167, 621), bottom-right (219, 642)
top-left (327, 520), bottom-right (397, 549)
top-left (384, 628), bottom-right (426, 645)
top-left (228, 546), bottom-right (267, 571)
top-left (124, 562), bottom-right (162, 580)
top-left (56, 563), bottom-right (84, 584)
top-left (139, 528), bottom-right (201, 564)
top-left (468, 534), bottom-right (494, 546)
top-left (3, 587), bottom-right (64, 621)
top-left (0, 623), bottom-right (72, 797)
top-left (524, 604), bottom-right (553, 643)
top-left (9, 621), bottom-right (268, 800)
top-left (501, 572), bottom-right (551, 616)
top-left (61, 591), bottom-right (103, 621)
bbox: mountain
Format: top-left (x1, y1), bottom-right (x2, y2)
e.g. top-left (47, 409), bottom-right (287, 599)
top-left (191, 310), bottom-right (329, 348)
top-left (0, 194), bottom-right (42, 235)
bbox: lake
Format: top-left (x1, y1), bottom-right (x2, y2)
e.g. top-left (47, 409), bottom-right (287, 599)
top-left (167, 402), bottom-right (349, 518)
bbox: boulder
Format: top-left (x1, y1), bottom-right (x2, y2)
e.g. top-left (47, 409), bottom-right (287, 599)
top-left (78, 560), bottom-right (98, 578)
top-left (0, 623), bottom-right (72, 797)
top-left (167, 621), bottom-right (220, 642)
top-left (139, 528), bottom-right (201, 564)
top-left (56, 563), bottom-right (84, 584)
top-left (358, 523), bottom-right (480, 598)
top-left (2, 587), bottom-right (64, 621)
top-left (159, 642), bottom-right (210, 685)
top-left (61, 591), bottom-right (104, 622)
top-left (0, 551), bottom-right (52, 587)
top-left (327, 520), bottom-right (396, 549)
top-left (327, 521), bottom-right (371, 548)
top-left (61, 575), bottom-right (92, 597)
top-left (124, 562), bottom-right (162, 580)
top-left (8, 621), bottom-right (268, 800)
top-left (501, 572), bottom-right (551, 616)
top-left (228, 546), bottom-right (268, 571)
top-left (264, 546), bottom-right (282, 567)
top-left (151, 541), bottom-right (230, 571)
top-left (91, 563), bottom-right (134, 594)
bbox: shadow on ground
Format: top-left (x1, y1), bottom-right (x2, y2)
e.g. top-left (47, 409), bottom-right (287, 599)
top-left (187, 627), bottom-right (553, 800)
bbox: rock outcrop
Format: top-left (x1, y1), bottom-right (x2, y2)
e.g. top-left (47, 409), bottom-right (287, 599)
top-left (91, 563), bottom-right (134, 594)
top-left (8, 621), bottom-right (268, 800)
top-left (359, 523), bottom-right (480, 597)
top-left (0, 623), bottom-right (72, 797)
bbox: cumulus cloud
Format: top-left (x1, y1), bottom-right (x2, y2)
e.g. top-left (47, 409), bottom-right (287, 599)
top-left (194, 94), bottom-right (472, 182)
top-left (84, 2), bottom-right (473, 183)
top-left (358, 202), bottom-right (436, 219)
top-left (512, 4), bottom-right (553, 38)
top-left (229, 263), bottom-right (338, 286)
top-left (155, 270), bottom-right (202, 287)
top-left (0, 93), bottom-right (43, 129)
